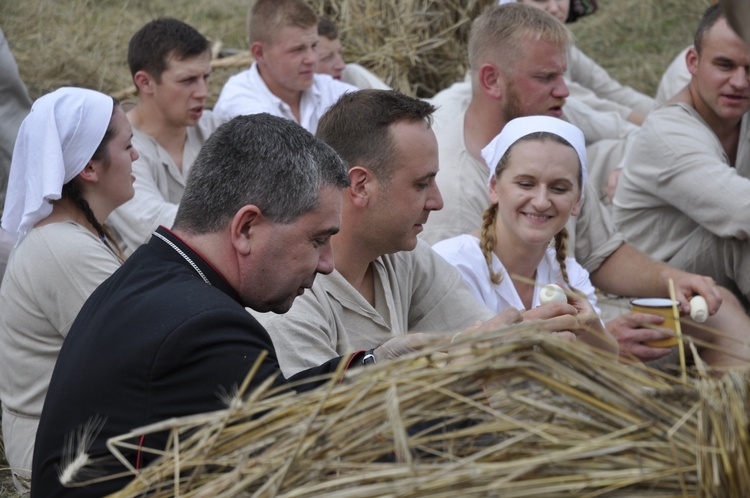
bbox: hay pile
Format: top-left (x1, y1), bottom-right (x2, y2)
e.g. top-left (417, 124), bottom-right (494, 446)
top-left (60, 329), bottom-right (747, 497)
top-left (312, 0), bottom-right (495, 97)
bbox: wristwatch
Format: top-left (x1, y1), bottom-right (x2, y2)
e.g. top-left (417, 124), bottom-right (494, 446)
top-left (362, 348), bottom-right (376, 366)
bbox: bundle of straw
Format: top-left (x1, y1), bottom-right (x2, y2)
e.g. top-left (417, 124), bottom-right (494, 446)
top-left (61, 326), bottom-right (747, 497)
top-left (310, 0), bottom-right (496, 97)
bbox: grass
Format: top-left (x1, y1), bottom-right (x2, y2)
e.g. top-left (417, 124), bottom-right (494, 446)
top-left (1, 0), bottom-right (713, 103)
top-left (0, 0), bottom-right (717, 495)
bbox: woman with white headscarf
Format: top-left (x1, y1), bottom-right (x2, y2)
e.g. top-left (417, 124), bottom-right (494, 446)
top-left (0, 87), bottom-right (138, 491)
top-left (433, 116), bottom-right (616, 354)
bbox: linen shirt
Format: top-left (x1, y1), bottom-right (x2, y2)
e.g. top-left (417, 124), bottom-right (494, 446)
top-left (106, 111), bottom-right (225, 255)
top-left (432, 234), bottom-right (600, 315)
top-left (341, 63), bottom-right (391, 90)
top-left (422, 81), bottom-right (625, 273)
top-left (0, 222), bottom-right (121, 477)
top-left (255, 240), bottom-right (495, 376)
top-left (613, 103), bottom-right (750, 262)
top-left (214, 62), bottom-right (356, 134)
top-left (655, 47), bottom-right (691, 106)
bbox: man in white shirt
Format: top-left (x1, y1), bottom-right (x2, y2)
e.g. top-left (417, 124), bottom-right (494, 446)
top-left (107, 18), bottom-right (225, 254)
top-left (214, 0), bottom-right (356, 134)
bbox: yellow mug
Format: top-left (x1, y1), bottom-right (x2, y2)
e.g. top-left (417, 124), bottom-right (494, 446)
top-left (630, 298), bottom-right (680, 348)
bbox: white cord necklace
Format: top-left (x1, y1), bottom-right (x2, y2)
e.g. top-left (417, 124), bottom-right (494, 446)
top-left (152, 231), bottom-right (211, 286)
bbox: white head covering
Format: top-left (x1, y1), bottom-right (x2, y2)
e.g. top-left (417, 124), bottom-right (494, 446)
top-left (1, 87), bottom-right (114, 242)
top-left (498, 0), bottom-right (517, 4)
top-left (481, 115), bottom-right (587, 199)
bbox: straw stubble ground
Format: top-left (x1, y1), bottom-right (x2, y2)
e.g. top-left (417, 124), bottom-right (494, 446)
top-left (0, 0), bottom-right (718, 496)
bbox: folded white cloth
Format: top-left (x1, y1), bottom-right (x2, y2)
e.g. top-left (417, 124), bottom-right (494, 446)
top-left (481, 115), bottom-right (587, 198)
top-left (1, 87), bottom-right (113, 242)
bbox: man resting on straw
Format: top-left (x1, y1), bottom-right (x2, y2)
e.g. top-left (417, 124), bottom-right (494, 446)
top-left (214, 0), bottom-right (356, 135)
top-left (31, 115), bottom-right (471, 497)
top-left (422, 3), bottom-right (750, 368)
top-left (255, 90), bottom-right (592, 377)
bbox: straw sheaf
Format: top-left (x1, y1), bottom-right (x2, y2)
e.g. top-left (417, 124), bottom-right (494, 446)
top-left (311, 0), bottom-right (496, 97)
top-left (55, 327), bottom-right (746, 497)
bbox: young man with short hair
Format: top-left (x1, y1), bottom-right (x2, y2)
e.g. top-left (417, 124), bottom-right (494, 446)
top-left (614, 4), bottom-right (750, 305)
top-left (214, 0), bottom-right (356, 134)
top-left (107, 18), bottom-right (226, 254)
top-left (316, 16), bottom-right (346, 80)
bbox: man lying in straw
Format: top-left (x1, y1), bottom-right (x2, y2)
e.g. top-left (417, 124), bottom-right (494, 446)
top-left (254, 89), bottom-right (604, 377)
top-left (31, 114), bottom-right (528, 497)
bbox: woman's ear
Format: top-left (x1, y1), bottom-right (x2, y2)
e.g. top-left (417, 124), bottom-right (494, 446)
top-left (488, 175), bottom-right (500, 205)
top-left (77, 162), bottom-right (99, 184)
top-left (571, 197), bottom-right (581, 217)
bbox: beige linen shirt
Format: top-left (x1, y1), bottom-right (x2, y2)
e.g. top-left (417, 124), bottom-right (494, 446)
top-left (107, 111), bottom-right (225, 255)
top-left (255, 240), bottom-right (495, 376)
top-left (655, 47), bottom-right (691, 106)
top-left (0, 222), bottom-right (121, 476)
top-left (422, 81), bottom-right (625, 273)
top-left (613, 103), bottom-right (750, 261)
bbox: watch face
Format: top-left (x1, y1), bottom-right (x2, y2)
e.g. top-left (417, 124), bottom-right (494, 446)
top-left (363, 350), bottom-right (376, 365)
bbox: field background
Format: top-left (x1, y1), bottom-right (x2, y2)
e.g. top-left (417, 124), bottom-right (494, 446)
top-left (2, 0), bottom-right (712, 102)
top-left (0, 0), bottom-right (713, 495)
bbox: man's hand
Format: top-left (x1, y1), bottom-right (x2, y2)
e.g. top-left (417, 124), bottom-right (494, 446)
top-left (374, 332), bottom-right (449, 362)
top-left (606, 313), bottom-right (673, 361)
top-left (659, 266), bottom-right (722, 315)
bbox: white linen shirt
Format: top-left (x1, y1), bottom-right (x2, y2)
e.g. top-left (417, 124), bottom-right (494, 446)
top-left (214, 62), bottom-right (356, 134)
top-left (432, 234), bottom-right (601, 315)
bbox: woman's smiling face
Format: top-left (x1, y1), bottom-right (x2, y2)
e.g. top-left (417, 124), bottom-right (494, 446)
top-left (490, 137), bottom-right (581, 250)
